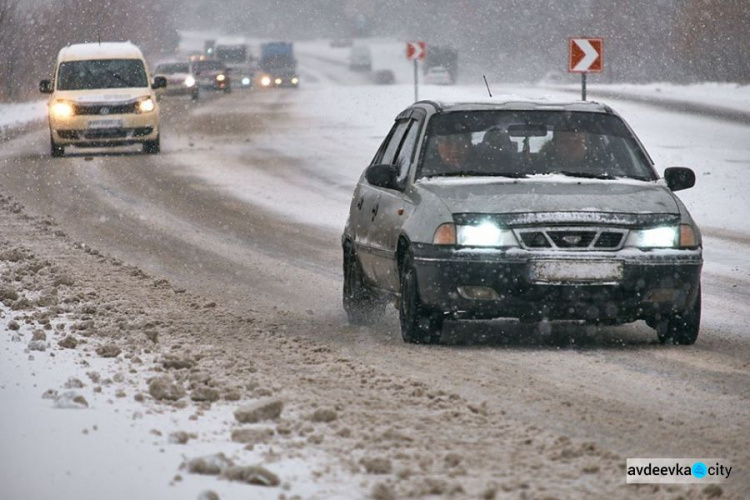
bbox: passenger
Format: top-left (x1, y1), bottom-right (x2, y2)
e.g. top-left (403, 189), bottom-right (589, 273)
top-left (536, 130), bottom-right (598, 173)
top-left (476, 128), bottom-right (518, 173)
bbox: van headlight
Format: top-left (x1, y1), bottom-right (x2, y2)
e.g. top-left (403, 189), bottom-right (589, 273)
top-left (433, 222), bottom-right (517, 247)
top-left (184, 75), bottom-right (196, 87)
top-left (50, 100), bottom-right (75, 119)
top-left (260, 76), bottom-right (271, 87)
top-left (138, 97), bottom-right (156, 113)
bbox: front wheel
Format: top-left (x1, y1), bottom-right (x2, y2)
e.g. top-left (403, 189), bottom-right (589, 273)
top-left (655, 286), bottom-right (701, 345)
top-left (51, 137), bottom-right (64, 157)
top-left (399, 253), bottom-right (443, 344)
top-left (343, 244), bottom-right (385, 325)
top-left (143, 135), bottom-right (160, 155)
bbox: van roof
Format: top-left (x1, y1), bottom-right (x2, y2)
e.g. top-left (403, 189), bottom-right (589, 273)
top-left (58, 42), bottom-right (144, 62)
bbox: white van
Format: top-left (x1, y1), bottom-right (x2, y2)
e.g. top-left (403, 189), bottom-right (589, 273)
top-left (39, 42), bottom-right (166, 157)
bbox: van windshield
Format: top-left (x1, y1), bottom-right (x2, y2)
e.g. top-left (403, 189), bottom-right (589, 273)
top-left (57, 59), bottom-right (148, 90)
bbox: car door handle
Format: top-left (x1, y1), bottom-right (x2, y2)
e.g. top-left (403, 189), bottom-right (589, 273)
top-left (371, 203), bottom-right (379, 221)
top-left (357, 196), bottom-right (364, 210)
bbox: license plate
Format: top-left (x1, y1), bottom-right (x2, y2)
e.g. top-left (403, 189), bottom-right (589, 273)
top-left (87, 119), bottom-right (123, 129)
top-left (531, 260), bottom-right (623, 284)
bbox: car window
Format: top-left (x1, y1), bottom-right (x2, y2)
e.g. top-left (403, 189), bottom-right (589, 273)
top-left (417, 110), bottom-right (656, 181)
top-left (376, 120), bottom-right (409, 166)
top-left (395, 120), bottom-right (421, 183)
top-left (57, 59), bottom-right (148, 90)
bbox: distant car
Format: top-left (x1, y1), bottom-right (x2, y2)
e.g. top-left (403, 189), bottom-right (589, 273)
top-left (342, 100), bottom-right (702, 345)
top-left (373, 69), bottom-right (395, 85)
top-left (424, 66), bottom-right (452, 85)
top-left (39, 41), bottom-right (165, 156)
top-left (192, 59), bottom-right (231, 93)
top-left (154, 62), bottom-right (199, 100)
top-left (349, 46), bottom-right (372, 72)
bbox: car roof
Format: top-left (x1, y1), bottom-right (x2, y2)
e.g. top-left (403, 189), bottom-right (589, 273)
top-left (413, 99), bottom-right (614, 115)
top-left (58, 42), bottom-right (144, 62)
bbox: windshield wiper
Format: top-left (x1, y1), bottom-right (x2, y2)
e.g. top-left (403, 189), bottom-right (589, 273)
top-left (549, 170), bottom-right (617, 180)
top-left (427, 171), bottom-right (528, 179)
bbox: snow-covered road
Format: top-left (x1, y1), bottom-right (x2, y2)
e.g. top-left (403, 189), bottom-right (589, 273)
top-left (1, 43), bottom-right (749, 499)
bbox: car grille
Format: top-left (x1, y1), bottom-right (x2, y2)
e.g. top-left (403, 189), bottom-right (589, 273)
top-left (516, 228), bottom-right (627, 250)
top-left (74, 102), bottom-right (138, 115)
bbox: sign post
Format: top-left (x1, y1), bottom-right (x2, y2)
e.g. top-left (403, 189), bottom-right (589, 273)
top-left (569, 37), bottom-right (603, 101)
top-left (406, 41), bottom-right (426, 102)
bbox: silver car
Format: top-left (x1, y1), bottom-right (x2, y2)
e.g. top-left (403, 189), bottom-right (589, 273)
top-left (342, 100), bottom-right (702, 345)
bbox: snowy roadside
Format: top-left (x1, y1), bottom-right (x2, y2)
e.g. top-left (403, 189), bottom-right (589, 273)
top-left (0, 101), bottom-right (47, 140)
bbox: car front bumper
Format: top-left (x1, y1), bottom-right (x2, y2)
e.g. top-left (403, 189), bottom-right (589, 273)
top-left (411, 245), bottom-right (702, 322)
top-left (50, 112), bottom-right (159, 147)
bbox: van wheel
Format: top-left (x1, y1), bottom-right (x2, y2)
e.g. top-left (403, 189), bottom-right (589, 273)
top-left (399, 253), bottom-right (443, 344)
top-left (143, 136), bottom-right (160, 155)
top-left (343, 244), bottom-right (385, 325)
top-left (655, 286), bottom-right (701, 345)
top-left (51, 138), bottom-right (64, 158)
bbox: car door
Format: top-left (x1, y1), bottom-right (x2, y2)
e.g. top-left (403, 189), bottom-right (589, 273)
top-left (369, 112), bottom-right (424, 291)
top-left (354, 118), bottom-right (410, 286)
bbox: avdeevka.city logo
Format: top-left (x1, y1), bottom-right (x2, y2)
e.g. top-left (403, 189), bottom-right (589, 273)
top-left (626, 459), bottom-right (731, 484)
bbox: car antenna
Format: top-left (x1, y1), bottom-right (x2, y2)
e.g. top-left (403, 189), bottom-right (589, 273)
top-left (483, 75), bottom-right (492, 97)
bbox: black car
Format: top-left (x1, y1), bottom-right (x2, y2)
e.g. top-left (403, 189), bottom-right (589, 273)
top-left (342, 100), bottom-right (702, 345)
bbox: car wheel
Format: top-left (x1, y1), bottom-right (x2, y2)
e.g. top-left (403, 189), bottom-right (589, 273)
top-left (50, 137), bottom-right (65, 158)
top-left (399, 253), bottom-right (443, 344)
top-left (655, 286), bottom-right (701, 345)
top-left (143, 135), bottom-right (160, 155)
top-left (343, 244), bottom-right (385, 325)
top-left (192, 89), bottom-right (200, 101)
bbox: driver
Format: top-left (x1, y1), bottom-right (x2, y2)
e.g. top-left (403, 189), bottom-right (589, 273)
top-left (433, 133), bottom-right (473, 173)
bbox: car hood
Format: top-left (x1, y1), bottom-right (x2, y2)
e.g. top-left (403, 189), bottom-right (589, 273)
top-left (417, 176), bottom-right (679, 217)
top-left (53, 88), bottom-right (152, 104)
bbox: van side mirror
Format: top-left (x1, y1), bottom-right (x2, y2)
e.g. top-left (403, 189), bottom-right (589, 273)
top-left (39, 80), bottom-right (53, 94)
top-left (365, 163), bottom-right (400, 190)
top-left (152, 76), bottom-right (167, 90)
top-left (664, 167), bottom-right (695, 192)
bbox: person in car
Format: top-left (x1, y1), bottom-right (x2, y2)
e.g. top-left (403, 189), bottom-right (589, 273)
top-left (535, 129), bottom-right (604, 174)
top-left (421, 132), bottom-right (476, 176)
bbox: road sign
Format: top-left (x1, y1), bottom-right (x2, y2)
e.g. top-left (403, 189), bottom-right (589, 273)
top-left (569, 38), bottom-right (603, 73)
top-left (406, 41), bottom-right (426, 61)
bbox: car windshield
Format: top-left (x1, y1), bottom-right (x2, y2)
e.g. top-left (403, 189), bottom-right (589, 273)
top-left (419, 110), bottom-right (656, 181)
top-left (156, 63), bottom-right (190, 74)
top-left (57, 59), bottom-right (148, 90)
top-left (193, 61), bottom-right (225, 72)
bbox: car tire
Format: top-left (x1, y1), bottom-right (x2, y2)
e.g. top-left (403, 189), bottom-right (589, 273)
top-left (50, 137), bottom-right (65, 158)
top-left (192, 89), bottom-right (200, 101)
top-left (143, 135), bottom-right (160, 155)
top-left (655, 286), bottom-right (701, 345)
top-left (399, 253), bottom-right (443, 344)
top-left (343, 244), bottom-right (385, 325)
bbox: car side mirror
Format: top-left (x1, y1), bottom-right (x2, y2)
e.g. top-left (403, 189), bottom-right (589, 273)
top-left (365, 163), bottom-right (400, 190)
top-left (39, 79), bottom-right (53, 94)
top-left (664, 167), bottom-right (695, 192)
top-left (152, 76), bottom-right (167, 90)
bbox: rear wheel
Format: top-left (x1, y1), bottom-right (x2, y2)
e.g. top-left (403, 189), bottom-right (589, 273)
top-left (50, 137), bottom-right (64, 157)
top-left (655, 286), bottom-right (701, 345)
top-left (399, 253), bottom-right (443, 344)
top-left (143, 135), bottom-right (160, 155)
top-left (343, 244), bottom-right (385, 325)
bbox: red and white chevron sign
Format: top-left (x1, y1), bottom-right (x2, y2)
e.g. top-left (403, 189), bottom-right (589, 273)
top-left (406, 41), bottom-right (426, 61)
top-left (569, 38), bottom-right (603, 73)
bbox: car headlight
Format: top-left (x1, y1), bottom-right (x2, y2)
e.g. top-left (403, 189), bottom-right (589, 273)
top-left (241, 77), bottom-right (251, 85)
top-left (260, 76), bottom-right (271, 87)
top-left (291, 77), bottom-right (299, 85)
top-left (275, 78), bottom-right (282, 85)
top-left (216, 74), bottom-right (226, 82)
top-left (184, 75), bottom-right (196, 87)
top-left (625, 226), bottom-right (678, 248)
top-left (138, 97), bottom-right (156, 113)
top-left (433, 222), bottom-right (517, 247)
top-left (50, 100), bottom-right (75, 119)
